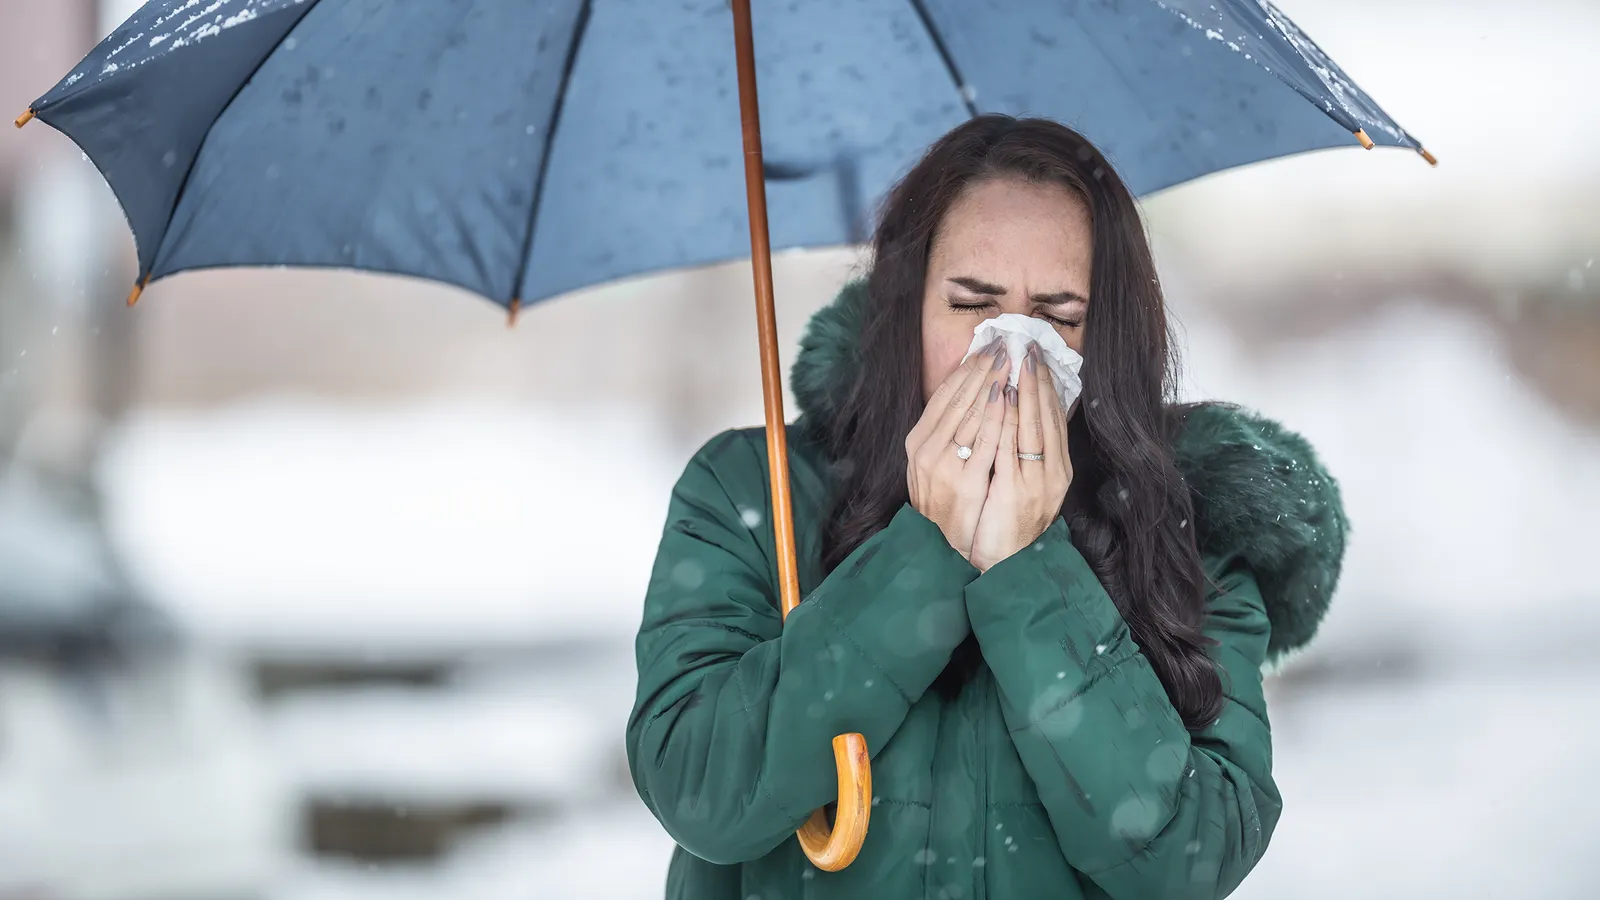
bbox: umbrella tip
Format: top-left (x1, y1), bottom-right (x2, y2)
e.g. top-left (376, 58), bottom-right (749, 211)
top-left (1354, 129), bottom-right (1374, 150)
top-left (507, 297), bottom-right (521, 328)
top-left (1417, 146), bottom-right (1438, 167)
top-left (127, 273), bottom-right (150, 307)
top-left (14, 108), bottom-right (35, 129)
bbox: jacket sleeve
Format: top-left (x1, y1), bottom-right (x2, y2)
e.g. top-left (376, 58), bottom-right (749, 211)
top-left (627, 431), bottom-right (979, 865)
top-left (966, 518), bottom-right (1281, 900)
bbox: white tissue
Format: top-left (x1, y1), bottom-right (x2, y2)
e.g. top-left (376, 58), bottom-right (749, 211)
top-left (960, 314), bottom-right (1084, 411)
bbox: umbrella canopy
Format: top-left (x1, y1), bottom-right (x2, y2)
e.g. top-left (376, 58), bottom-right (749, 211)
top-left (20, 0), bottom-right (1426, 312)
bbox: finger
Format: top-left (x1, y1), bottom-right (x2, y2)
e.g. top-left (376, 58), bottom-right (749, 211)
top-left (1033, 346), bottom-right (1066, 467)
top-left (908, 345), bottom-right (988, 449)
top-left (996, 383), bottom-right (1020, 480)
top-left (924, 340), bottom-right (1002, 450)
top-left (967, 369), bottom-right (1010, 476)
top-left (949, 346), bottom-right (1010, 453)
top-left (1018, 343), bottom-right (1045, 459)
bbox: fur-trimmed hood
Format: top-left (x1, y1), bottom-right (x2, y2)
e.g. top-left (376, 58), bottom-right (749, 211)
top-left (789, 279), bottom-right (1347, 663)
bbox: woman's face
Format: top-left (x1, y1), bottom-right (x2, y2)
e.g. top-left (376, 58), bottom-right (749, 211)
top-left (921, 176), bottom-right (1092, 401)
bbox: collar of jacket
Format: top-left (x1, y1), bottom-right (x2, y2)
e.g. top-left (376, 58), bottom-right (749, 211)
top-left (788, 278), bottom-right (1347, 664)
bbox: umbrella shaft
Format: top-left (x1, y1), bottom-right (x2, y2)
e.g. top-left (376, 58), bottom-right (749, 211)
top-left (731, 0), bottom-right (803, 621)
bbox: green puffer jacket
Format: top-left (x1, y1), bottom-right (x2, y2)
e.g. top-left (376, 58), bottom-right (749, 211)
top-left (626, 281), bottom-right (1347, 900)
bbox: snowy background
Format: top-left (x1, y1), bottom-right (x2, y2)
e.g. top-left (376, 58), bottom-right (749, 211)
top-left (2, 0), bottom-right (1597, 898)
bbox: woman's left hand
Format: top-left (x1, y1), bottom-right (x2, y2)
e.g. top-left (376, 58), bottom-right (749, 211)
top-left (969, 343), bottom-right (1075, 572)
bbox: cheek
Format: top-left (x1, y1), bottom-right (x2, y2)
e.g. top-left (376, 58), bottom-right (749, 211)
top-left (921, 325), bottom-right (973, 401)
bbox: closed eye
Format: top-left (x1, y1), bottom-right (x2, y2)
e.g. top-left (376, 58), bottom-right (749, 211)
top-left (947, 298), bottom-right (992, 314)
top-left (1042, 311), bottom-right (1083, 328)
top-left (947, 296), bottom-right (1082, 329)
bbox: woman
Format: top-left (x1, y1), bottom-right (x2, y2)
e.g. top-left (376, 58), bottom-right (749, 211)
top-left (626, 115), bottom-right (1347, 900)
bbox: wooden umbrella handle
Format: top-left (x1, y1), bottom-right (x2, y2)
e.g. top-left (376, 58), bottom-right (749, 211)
top-left (730, 0), bottom-right (869, 872)
top-left (796, 733), bottom-right (873, 871)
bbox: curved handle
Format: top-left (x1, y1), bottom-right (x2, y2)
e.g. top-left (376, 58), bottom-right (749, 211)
top-left (727, 0), bottom-right (870, 873)
top-left (797, 732), bottom-right (872, 872)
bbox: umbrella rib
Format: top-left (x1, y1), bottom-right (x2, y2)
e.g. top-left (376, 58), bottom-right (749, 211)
top-left (115, 0), bottom-right (328, 295)
top-left (510, 0), bottom-right (594, 316)
top-left (906, 0), bottom-right (978, 118)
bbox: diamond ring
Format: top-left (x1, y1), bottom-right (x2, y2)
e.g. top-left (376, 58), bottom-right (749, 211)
top-left (954, 444), bottom-right (973, 460)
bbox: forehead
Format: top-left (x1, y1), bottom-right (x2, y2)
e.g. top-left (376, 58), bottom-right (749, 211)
top-left (931, 177), bottom-right (1092, 274)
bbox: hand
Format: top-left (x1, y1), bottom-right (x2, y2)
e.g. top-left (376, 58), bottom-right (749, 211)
top-left (905, 339), bottom-right (1011, 560)
top-left (969, 343), bottom-right (1075, 572)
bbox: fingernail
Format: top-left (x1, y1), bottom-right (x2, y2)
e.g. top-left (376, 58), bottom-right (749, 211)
top-left (992, 349), bottom-right (1008, 371)
top-left (985, 337), bottom-right (1003, 356)
top-left (988, 381), bottom-right (1000, 403)
top-left (1006, 385), bottom-right (1018, 407)
top-left (1026, 350), bottom-right (1037, 374)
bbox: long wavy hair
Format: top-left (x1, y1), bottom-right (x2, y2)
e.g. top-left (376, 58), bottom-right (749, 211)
top-left (817, 115), bottom-right (1223, 729)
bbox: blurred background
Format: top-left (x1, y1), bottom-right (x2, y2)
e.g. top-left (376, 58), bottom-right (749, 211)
top-left (1, 0), bottom-right (1596, 897)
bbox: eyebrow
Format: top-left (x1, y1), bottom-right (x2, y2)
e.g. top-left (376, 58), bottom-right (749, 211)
top-left (948, 276), bottom-right (1087, 306)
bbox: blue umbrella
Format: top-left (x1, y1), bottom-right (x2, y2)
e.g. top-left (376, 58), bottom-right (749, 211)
top-left (16, 0), bottom-right (1429, 313)
top-left (16, 0), bottom-right (1429, 872)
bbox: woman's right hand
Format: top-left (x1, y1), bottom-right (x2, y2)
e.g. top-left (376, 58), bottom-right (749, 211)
top-left (904, 339), bottom-right (1011, 560)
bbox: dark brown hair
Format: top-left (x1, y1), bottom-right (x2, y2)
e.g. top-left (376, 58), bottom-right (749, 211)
top-left (817, 115), bottom-right (1223, 729)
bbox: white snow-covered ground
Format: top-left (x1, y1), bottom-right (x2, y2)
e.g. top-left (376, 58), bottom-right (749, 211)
top-left (0, 652), bottom-right (295, 900)
top-left (266, 645), bottom-right (639, 808)
top-left (97, 397), bottom-right (684, 655)
top-left (270, 800), bottom-right (677, 900)
top-left (1240, 668), bottom-right (1600, 900)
